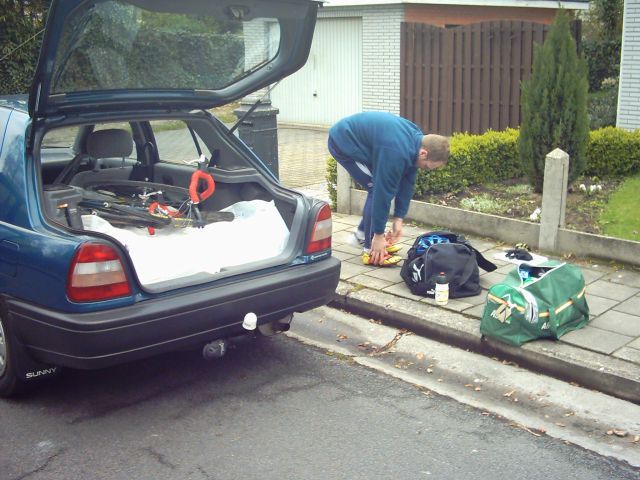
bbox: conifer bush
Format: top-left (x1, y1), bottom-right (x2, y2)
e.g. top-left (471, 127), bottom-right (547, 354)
top-left (519, 11), bottom-right (589, 192)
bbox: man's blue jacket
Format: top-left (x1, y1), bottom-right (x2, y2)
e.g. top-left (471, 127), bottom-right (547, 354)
top-left (329, 111), bottom-right (423, 234)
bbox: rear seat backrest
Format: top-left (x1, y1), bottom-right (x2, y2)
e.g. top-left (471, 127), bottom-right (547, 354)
top-left (70, 128), bottom-right (135, 187)
top-left (86, 128), bottom-right (133, 159)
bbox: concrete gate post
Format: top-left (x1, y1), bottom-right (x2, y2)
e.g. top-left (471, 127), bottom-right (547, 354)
top-left (539, 148), bottom-right (569, 252)
top-left (336, 163), bottom-right (352, 214)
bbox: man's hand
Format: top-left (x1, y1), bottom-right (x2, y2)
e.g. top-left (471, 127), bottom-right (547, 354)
top-left (387, 217), bottom-right (404, 243)
top-left (369, 233), bottom-right (388, 265)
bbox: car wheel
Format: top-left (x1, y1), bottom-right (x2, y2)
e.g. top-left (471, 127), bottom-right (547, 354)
top-left (0, 315), bottom-right (23, 397)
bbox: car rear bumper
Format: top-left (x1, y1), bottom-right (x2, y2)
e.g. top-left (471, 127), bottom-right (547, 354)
top-left (7, 258), bottom-right (340, 369)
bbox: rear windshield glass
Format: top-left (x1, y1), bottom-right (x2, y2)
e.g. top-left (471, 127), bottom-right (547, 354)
top-left (50, 0), bottom-right (282, 93)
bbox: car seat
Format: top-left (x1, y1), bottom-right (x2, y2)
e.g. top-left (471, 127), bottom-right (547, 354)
top-left (69, 129), bottom-right (135, 187)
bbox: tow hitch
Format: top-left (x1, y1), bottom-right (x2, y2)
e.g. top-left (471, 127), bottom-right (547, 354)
top-left (202, 339), bottom-right (228, 360)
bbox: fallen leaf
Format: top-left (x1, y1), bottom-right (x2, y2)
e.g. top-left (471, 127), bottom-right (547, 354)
top-left (564, 412), bottom-right (575, 417)
top-left (503, 390), bottom-right (515, 397)
top-left (564, 440), bottom-right (572, 446)
top-left (509, 423), bottom-right (542, 437)
top-left (502, 360), bottom-right (519, 367)
top-left (337, 334), bottom-right (348, 340)
top-left (555, 423), bottom-right (566, 428)
top-left (632, 435), bottom-right (639, 443)
top-left (416, 352), bottom-right (425, 360)
top-left (474, 387), bottom-right (482, 391)
top-left (481, 412), bottom-right (491, 416)
top-left (613, 429), bottom-right (628, 437)
top-left (570, 381), bottom-right (580, 387)
top-left (464, 384), bottom-right (474, 388)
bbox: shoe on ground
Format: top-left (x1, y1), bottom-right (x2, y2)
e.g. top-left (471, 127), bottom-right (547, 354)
top-left (362, 251), bottom-right (402, 267)
top-left (347, 231), bottom-right (365, 247)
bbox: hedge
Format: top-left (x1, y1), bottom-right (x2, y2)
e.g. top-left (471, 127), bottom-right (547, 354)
top-left (414, 128), bottom-right (521, 197)
top-left (585, 127), bottom-right (640, 177)
top-left (325, 126), bottom-right (640, 208)
top-left (326, 156), bottom-right (338, 210)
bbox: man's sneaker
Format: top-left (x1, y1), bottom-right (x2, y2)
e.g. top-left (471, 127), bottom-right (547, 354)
top-left (362, 251), bottom-right (402, 267)
top-left (347, 230), bottom-right (365, 247)
top-left (385, 243), bottom-right (402, 254)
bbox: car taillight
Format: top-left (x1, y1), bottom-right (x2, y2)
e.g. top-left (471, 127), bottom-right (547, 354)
top-left (305, 203), bottom-right (332, 254)
top-left (67, 243), bottom-right (131, 302)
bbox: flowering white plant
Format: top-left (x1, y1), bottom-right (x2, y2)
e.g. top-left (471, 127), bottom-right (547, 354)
top-left (577, 181), bottom-right (603, 196)
top-left (529, 207), bottom-right (541, 222)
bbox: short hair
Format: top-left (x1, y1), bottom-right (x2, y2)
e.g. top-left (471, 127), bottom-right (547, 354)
top-left (422, 134), bottom-right (450, 164)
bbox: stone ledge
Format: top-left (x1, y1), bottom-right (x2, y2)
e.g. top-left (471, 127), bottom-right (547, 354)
top-left (345, 189), bottom-right (640, 267)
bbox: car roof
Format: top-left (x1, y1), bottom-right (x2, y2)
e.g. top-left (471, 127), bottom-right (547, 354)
top-left (0, 95), bottom-right (29, 113)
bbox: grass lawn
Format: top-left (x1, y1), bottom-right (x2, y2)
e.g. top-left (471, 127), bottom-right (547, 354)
top-left (599, 174), bottom-right (640, 242)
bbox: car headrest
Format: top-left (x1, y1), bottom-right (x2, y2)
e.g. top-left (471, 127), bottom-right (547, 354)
top-left (86, 129), bottom-right (133, 159)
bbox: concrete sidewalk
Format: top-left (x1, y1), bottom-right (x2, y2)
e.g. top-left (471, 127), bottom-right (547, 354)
top-left (328, 214), bottom-right (640, 404)
top-left (276, 125), bottom-right (640, 404)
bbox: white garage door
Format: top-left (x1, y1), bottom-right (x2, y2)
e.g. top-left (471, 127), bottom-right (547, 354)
top-left (271, 17), bottom-right (362, 126)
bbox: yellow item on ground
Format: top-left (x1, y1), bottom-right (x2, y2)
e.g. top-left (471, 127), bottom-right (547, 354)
top-left (362, 251), bottom-right (402, 266)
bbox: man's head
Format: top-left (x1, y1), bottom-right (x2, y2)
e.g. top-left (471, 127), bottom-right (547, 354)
top-left (415, 134), bottom-right (450, 170)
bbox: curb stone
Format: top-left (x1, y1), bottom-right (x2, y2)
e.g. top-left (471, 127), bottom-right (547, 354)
top-left (331, 281), bottom-right (640, 404)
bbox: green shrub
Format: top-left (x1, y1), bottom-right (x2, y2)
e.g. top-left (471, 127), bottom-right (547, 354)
top-left (326, 156), bottom-right (337, 210)
top-left (519, 11), bottom-right (589, 192)
top-left (0, 2), bottom-right (47, 94)
top-left (414, 128), bottom-right (521, 196)
top-left (588, 79), bottom-right (618, 129)
top-left (585, 127), bottom-right (640, 177)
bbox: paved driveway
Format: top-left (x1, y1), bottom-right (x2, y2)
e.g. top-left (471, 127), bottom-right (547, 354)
top-left (278, 126), bottom-right (329, 191)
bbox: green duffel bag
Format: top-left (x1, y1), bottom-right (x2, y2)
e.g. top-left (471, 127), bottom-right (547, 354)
top-left (480, 261), bottom-right (590, 346)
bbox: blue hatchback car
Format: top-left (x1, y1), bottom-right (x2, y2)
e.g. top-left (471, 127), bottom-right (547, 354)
top-left (0, 0), bottom-right (340, 396)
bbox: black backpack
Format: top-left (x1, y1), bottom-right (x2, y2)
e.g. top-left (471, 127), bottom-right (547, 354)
top-left (400, 231), bottom-right (497, 298)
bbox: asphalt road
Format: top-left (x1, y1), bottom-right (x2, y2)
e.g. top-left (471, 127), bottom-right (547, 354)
top-left (0, 312), bottom-right (637, 480)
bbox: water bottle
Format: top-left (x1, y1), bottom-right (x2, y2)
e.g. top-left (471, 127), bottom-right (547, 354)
top-left (435, 272), bottom-right (449, 306)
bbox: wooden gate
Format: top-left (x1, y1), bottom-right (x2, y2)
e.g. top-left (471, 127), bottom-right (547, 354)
top-left (401, 21), bottom-right (580, 136)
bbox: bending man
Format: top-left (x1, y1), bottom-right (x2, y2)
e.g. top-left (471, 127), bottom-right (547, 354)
top-left (328, 111), bottom-right (450, 266)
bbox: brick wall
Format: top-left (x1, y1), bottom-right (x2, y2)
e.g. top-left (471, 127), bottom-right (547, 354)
top-left (617, 0), bottom-right (640, 130)
top-left (320, 5), bottom-right (404, 115)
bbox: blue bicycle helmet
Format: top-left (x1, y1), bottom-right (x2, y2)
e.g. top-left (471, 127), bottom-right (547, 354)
top-left (416, 234), bottom-right (450, 254)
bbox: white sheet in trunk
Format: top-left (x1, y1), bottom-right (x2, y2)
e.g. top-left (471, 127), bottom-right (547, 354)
top-left (82, 200), bottom-right (290, 286)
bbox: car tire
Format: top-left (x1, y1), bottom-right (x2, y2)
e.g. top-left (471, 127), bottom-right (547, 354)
top-left (0, 314), bottom-right (24, 397)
